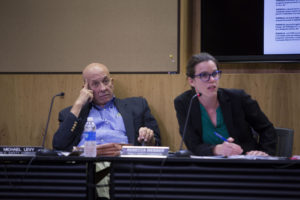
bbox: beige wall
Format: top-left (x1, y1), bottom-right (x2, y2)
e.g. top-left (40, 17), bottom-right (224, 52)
top-left (0, 0), bottom-right (300, 154)
top-left (0, 0), bottom-right (178, 73)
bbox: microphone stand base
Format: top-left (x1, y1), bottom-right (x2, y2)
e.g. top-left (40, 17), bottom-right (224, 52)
top-left (36, 148), bottom-right (59, 156)
top-left (171, 150), bottom-right (192, 157)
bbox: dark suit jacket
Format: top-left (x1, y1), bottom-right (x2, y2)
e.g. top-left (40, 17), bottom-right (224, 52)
top-left (174, 89), bottom-right (276, 156)
top-left (52, 97), bottom-right (161, 151)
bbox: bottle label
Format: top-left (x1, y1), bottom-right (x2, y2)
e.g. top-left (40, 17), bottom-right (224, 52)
top-left (85, 131), bottom-right (96, 141)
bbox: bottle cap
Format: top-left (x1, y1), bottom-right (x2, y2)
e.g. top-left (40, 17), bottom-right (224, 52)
top-left (87, 117), bottom-right (94, 122)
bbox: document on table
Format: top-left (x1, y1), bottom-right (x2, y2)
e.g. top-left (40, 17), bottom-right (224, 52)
top-left (190, 155), bottom-right (285, 160)
top-left (227, 155), bottom-right (284, 160)
top-left (190, 155), bottom-right (226, 159)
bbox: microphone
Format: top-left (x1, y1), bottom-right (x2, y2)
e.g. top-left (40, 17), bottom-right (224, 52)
top-left (37, 92), bottom-right (64, 156)
top-left (174, 92), bottom-right (201, 157)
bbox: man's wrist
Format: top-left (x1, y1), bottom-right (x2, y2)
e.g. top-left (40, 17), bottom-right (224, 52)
top-left (70, 101), bottom-right (84, 117)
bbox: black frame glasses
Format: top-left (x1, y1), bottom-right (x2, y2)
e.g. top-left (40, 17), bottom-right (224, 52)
top-left (194, 70), bottom-right (222, 82)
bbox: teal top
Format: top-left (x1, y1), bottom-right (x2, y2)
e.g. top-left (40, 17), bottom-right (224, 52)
top-left (200, 103), bottom-right (229, 144)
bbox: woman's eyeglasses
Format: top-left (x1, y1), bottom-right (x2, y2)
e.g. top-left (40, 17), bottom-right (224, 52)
top-left (193, 70), bottom-right (222, 82)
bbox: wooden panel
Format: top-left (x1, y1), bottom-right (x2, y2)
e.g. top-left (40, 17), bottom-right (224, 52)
top-left (1, 70), bottom-right (300, 154)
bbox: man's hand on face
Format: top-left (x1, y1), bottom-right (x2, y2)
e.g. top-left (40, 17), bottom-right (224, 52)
top-left (77, 81), bottom-right (93, 105)
top-left (71, 80), bottom-right (93, 117)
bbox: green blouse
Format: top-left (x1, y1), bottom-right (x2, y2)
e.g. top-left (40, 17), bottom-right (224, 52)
top-left (200, 103), bottom-right (229, 145)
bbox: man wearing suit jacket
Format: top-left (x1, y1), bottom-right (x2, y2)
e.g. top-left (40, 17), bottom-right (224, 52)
top-left (52, 63), bottom-right (161, 200)
top-left (53, 63), bottom-right (160, 152)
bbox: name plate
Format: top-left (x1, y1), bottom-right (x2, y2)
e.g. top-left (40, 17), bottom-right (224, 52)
top-left (0, 146), bottom-right (42, 156)
top-left (121, 146), bottom-right (169, 157)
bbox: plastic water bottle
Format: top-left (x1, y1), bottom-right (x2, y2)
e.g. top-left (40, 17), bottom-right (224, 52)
top-left (84, 117), bottom-right (96, 157)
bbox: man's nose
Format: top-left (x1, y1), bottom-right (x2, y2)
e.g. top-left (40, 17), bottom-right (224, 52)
top-left (99, 83), bottom-right (107, 91)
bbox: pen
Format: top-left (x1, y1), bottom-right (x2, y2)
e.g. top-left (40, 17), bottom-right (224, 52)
top-left (214, 132), bottom-right (228, 142)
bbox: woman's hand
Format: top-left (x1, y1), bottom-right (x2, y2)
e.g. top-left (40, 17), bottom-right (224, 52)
top-left (213, 137), bottom-right (243, 156)
top-left (246, 150), bottom-right (269, 156)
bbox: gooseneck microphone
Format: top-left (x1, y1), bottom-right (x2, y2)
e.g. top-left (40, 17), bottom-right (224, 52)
top-left (174, 92), bottom-right (201, 157)
top-left (37, 92), bottom-right (64, 156)
top-left (41, 92), bottom-right (64, 147)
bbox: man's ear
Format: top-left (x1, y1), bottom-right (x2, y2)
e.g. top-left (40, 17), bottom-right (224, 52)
top-left (110, 78), bottom-right (114, 90)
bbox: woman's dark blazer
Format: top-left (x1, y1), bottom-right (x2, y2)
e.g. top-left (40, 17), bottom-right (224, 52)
top-left (174, 88), bottom-right (276, 156)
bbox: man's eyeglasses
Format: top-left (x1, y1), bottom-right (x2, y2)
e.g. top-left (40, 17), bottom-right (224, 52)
top-left (193, 70), bottom-right (222, 82)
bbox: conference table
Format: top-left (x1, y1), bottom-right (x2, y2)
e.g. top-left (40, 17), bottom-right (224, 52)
top-left (1, 155), bottom-right (300, 200)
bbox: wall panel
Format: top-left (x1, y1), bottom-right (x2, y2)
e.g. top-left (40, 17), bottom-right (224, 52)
top-left (0, 0), bottom-right (178, 73)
